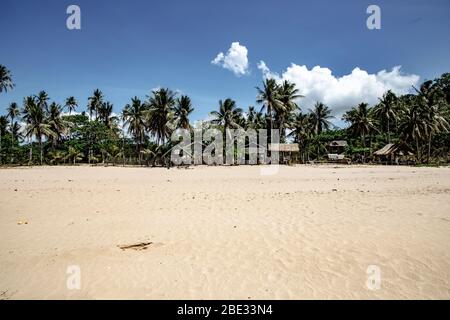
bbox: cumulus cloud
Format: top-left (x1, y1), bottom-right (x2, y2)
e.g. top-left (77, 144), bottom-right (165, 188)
top-left (212, 42), bottom-right (249, 76)
top-left (258, 61), bottom-right (420, 114)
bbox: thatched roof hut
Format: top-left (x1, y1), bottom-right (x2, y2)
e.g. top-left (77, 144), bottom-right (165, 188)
top-left (373, 143), bottom-right (396, 156)
top-left (374, 143), bottom-right (415, 164)
top-left (374, 143), bottom-right (413, 156)
top-left (268, 144), bottom-right (300, 164)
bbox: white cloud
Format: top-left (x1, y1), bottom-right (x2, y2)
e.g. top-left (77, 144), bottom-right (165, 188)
top-left (212, 42), bottom-right (249, 76)
top-left (258, 61), bottom-right (420, 114)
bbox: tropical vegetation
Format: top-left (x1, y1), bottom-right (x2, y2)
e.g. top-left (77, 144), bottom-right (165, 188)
top-left (0, 64), bottom-right (449, 166)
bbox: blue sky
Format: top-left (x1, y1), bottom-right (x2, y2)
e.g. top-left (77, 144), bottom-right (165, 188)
top-left (1, 0), bottom-right (449, 124)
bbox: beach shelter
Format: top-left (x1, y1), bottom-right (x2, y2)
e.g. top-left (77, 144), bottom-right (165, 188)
top-left (268, 143), bottom-right (300, 164)
top-left (374, 143), bottom-right (415, 164)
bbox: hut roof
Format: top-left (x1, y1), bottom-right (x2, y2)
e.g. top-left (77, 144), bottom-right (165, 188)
top-left (374, 143), bottom-right (413, 156)
top-left (374, 143), bottom-right (396, 156)
top-left (269, 143), bottom-right (300, 152)
top-left (328, 140), bottom-right (348, 147)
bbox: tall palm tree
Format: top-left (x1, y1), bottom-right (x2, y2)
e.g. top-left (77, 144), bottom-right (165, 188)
top-left (415, 81), bottom-right (450, 162)
top-left (11, 122), bottom-right (23, 143)
top-left (47, 102), bottom-right (68, 149)
top-left (309, 102), bottom-right (333, 159)
top-left (22, 95), bottom-right (55, 164)
top-left (254, 110), bottom-right (266, 130)
top-left (288, 112), bottom-right (313, 162)
top-left (7, 102), bottom-right (20, 125)
top-left (0, 65), bottom-right (14, 93)
top-left (87, 89), bottom-right (103, 120)
top-left (97, 101), bottom-right (116, 128)
top-left (146, 88), bottom-right (176, 144)
top-left (256, 78), bottom-right (283, 131)
top-left (64, 96), bottom-right (78, 143)
top-left (309, 102), bottom-right (333, 135)
top-left (35, 91), bottom-right (50, 113)
top-left (245, 106), bottom-right (257, 130)
top-left (174, 95), bottom-right (194, 129)
top-left (122, 97), bottom-right (147, 163)
top-left (398, 104), bottom-right (428, 161)
top-left (65, 96), bottom-right (78, 115)
top-left (7, 103), bottom-right (20, 158)
top-left (373, 90), bottom-right (399, 143)
top-left (343, 103), bottom-right (378, 147)
top-left (277, 80), bottom-right (302, 141)
top-left (210, 98), bottom-right (243, 129)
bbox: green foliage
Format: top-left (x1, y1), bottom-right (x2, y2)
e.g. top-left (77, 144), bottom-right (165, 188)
top-left (1, 71), bottom-right (450, 166)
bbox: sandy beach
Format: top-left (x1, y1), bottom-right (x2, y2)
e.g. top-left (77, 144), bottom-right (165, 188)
top-left (0, 165), bottom-right (449, 299)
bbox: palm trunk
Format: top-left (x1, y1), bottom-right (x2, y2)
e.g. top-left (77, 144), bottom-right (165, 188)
top-left (122, 136), bottom-right (126, 167)
top-left (387, 120), bottom-right (391, 143)
top-left (29, 137), bottom-right (33, 164)
top-left (416, 137), bottom-right (420, 163)
top-left (137, 141), bottom-right (141, 165)
top-left (39, 135), bottom-right (43, 165)
top-left (427, 133), bottom-right (432, 164)
top-left (10, 119), bottom-right (14, 163)
top-left (362, 134), bottom-right (366, 162)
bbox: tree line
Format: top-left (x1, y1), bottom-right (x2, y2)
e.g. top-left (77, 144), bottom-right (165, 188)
top-left (0, 64), bottom-right (449, 166)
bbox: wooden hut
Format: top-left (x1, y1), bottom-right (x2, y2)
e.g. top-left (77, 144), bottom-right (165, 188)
top-left (268, 144), bottom-right (300, 164)
top-left (327, 140), bottom-right (350, 163)
top-left (373, 143), bottom-right (415, 164)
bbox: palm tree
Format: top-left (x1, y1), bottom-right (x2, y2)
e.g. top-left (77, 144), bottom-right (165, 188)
top-left (65, 96), bottom-right (78, 115)
top-left (288, 112), bottom-right (313, 162)
top-left (35, 91), bottom-right (50, 112)
top-left (245, 106), bottom-right (257, 130)
top-left (343, 103), bottom-right (378, 151)
top-left (7, 102), bottom-right (20, 125)
top-left (0, 65), bottom-right (14, 93)
top-left (174, 95), bottom-right (194, 129)
top-left (22, 95), bottom-right (55, 164)
top-left (87, 89), bottom-right (103, 120)
top-left (47, 102), bottom-right (68, 149)
top-left (398, 104), bottom-right (428, 161)
top-left (7, 102), bottom-right (20, 161)
top-left (97, 101), bottom-right (116, 128)
top-left (309, 102), bottom-right (333, 159)
top-left (10, 122), bottom-right (23, 143)
top-left (309, 102), bottom-right (333, 135)
top-left (65, 146), bottom-right (83, 164)
top-left (210, 98), bottom-right (243, 129)
top-left (0, 116), bottom-right (8, 164)
top-left (254, 110), bottom-right (266, 130)
top-left (64, 96), bottom-right (78, 143)
top-left (146, 88), bottom-right (176, 144)
top-left (415, 80), bottom-right (450, 162)
top-left (277, 80), bottom-right (302, 141)
top-left (256, 78), bottom-right (283, 131)
top-left (210, 98), bottom-right (243, 155)
top-left (373, 90), bottom-right (399, 143)
top-left (122, 97), bottom-right (147, 164)
top-left (104, 145), bottom-right (123, 166)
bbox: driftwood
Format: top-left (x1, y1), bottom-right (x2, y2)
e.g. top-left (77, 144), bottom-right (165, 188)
top-left (118, 242), bottom-right (153, 251)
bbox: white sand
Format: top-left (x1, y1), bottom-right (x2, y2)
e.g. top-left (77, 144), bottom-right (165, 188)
top-left (0, 165), bottom-right (449, 299)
